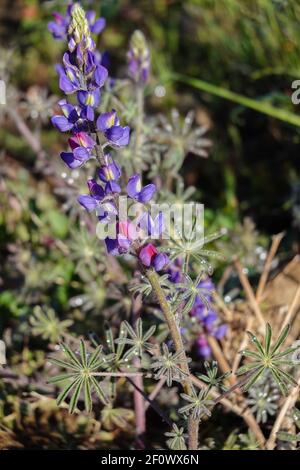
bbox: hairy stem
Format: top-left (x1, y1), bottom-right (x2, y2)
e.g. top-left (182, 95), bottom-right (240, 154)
top-left (134, 85), bottom-right (144, 172)
top-left (207, 335), bottom-right (266, 448)
top-left (146, 268), bottom-right (199, 450)
top-left (266, 374), bottom-right (300, 450)
top-left (132, 294), bottom-right (146, 448)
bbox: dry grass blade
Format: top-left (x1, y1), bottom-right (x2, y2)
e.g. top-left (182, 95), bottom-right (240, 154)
top-left (256, 232), bottom-right (284, 302)
top-left (266, 375), bottom-right (300, 450)
top-left (281, 284), bottom-right (300, 331)
top-left (234, 258), bottom-right (265, 328)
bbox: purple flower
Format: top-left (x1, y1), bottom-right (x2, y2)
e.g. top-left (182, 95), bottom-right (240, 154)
top-left (97, 201), bottom-right (118, 223)
top-left (105, 221), bottom-right (136, 255)
top-left (138, 211), bottom-right (164, 238)
top-left (139, 243), bottom-right (169, 271)
top-left (98, 160), bottom-right (121, 194)
top-left (51, 99), bottom-right (82, 132)
top-left (48, 9), bottom-right (71, 40)
top-left (213, 324), bottom-right (228, 340)
top-left (57, 65), bottom-right (81, 95)
top-left (86, 11), bottom-right (106, 35)
top-left (49, 5), bottom-right (105, 41)
top-left (96, 110), bottom-right (130, 147)
top-left (78, 179), bottom-right (105, 212)
top-left (127, 174), bottom-right (156, 203)
top-left (127, 30), bottom-right (150, 85)
top-left (60, 132), bottom-right (96, 169)
top-left (139, 243), bottom-right (158, 267)
top-left (153, 252), bottom-right (169, 271)
top-left (196, 335), bottom-right (211, 358)
top-left (167, 259), bottom-right (184, 284)
top-left (94, 64), bottom-right (109, 87)
top-left (77, 89), bottom-right (101, 107)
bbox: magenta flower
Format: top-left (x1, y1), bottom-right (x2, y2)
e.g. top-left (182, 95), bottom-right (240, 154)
top-left (139, 243), bottom-right (169, 271)
top-left (196, 335), bottom-right (211, 359)
top-left (60, 132), bottom-right (96, 169)
top-left (105, 221), bottom-right (136, 255)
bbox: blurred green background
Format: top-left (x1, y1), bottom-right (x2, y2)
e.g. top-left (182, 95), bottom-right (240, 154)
top-left (1, 0), bottom-right (300, 238)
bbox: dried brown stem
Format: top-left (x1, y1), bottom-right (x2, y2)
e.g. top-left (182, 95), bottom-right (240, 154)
top-left (207, 335), bottom-right (266, 448)
top-left (145, 378), bottom-right (167, 411)
top-left (281, 284), bottom-right (300, 331)
top-left (213, 291), bottom-right (233, 322)
top-left (234, 258), bottom-right (265, 328)
top-left (146, 268), bottom-right (199, 450)
top-left (232, 316), bottom-right (254, 374)
top-left (256, 232), bottom-right (284, 302)
top-left (266, 375), bottom-right (300, 450)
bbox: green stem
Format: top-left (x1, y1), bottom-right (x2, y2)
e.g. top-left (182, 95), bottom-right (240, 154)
top-left (134, 85), bottom-right (144, 172)
top-left (173, 73), bottom-right (300, 127)
top-left (146, 268), bottom-right (199, 450)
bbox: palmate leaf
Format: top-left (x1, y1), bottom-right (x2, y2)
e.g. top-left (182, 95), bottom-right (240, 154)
top-left (237, 323), bottom-right (298, 395)
top-left (30, 306), bottom-right (73, 344)
top-left (151, 344), bottom-right (190, 386)
top-left (69, 377), bottom-right (84, 413)
top-left (165, 424), bottom-right (187, 451)
top-left (57, 376), bottom-right (82, 406)
top-left (175, 272), bottom-right (212, 316)
top-left (116, 319), bottom-right (156, 359)
top-left (197, 361), bottom-right (230, 391)
top-left (49, 340), bottom-right (109, 413)
top-left (277, 431), bottom-right (300, 443)
top-left (270, 324), bottom-right (290, 356)
top-left (276, 408), bottom-right (300, 447)
top-left (179, 387), bottom-right (214, 420)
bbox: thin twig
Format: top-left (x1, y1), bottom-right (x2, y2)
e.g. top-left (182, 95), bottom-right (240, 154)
top-left (256, 232), bottom-right (284, 302)
top-left (207, 335), bottom-right (266, 448)
top-left (213, 291), bottom-right (233, 322)
top-left (125, 375), bottom-right (173, 428)
top-left (145, 377), bottom-right (167, 411)
top-left (7, 107), bottom-right (46, 159)
top-left (232, 316), bottom-right (254, 374)
top-left (234, 258), bottom-right (265, 328)
top-left (281, 284), bottom-right (300, 331)
top-left (266, 375), bottom-right (300, 450)
top-left (146, 268), bottom-right (199, 450)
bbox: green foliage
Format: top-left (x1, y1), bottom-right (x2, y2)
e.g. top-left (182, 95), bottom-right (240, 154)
top-left (151, 344), bottom-right (190, 386)
top-left (165, 424), bottom-right (187, 450)
top-left (30, 306), bottom-right (73, 343)
top-left (237, 324), bottom-right (298, 395)
top-left (179, 386), bottom-right (214, 420)
top-left (277, 408), bottom-right (300, 446)
top-left (197, 361), bottom-right (230, 392)
top-left (49, 341), bottom-right (109, 413)
top-left (116, 319), bottom-right (156, 359)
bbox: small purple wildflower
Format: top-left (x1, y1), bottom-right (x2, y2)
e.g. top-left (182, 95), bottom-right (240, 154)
top-left (127, 174), bottom-right (156, 203)
top-left (96, 110), bottom-right (130, 147)
top-left (98, 160), bottom-right (122, 194)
